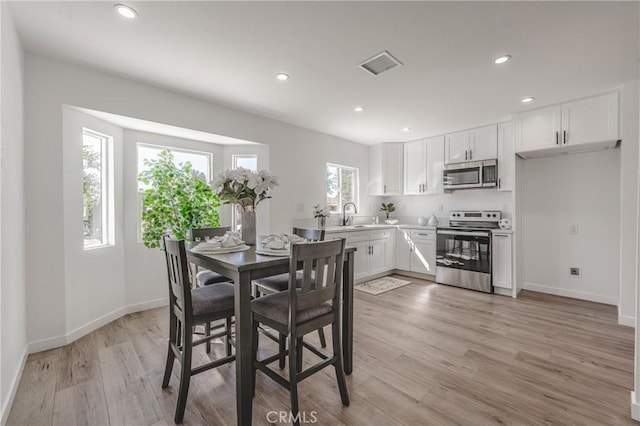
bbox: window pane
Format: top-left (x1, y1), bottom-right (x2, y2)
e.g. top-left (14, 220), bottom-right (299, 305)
top-left (234, 155), bottom-right (257, 171)
top-left (138, 145), bottom-right (211, 190)
top-left (341, 168), bottom-right (355, 205)
top-left (327, 164), bottom-right (340, 213)
top-left (83, 131), bottom-right (106, 248)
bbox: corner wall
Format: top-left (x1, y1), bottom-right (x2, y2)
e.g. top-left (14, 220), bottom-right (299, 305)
top-left (0, 3), bottom-right (26, 423)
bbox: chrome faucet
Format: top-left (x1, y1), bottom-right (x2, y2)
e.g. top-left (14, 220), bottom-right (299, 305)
top-left (342, 202), bottom-right (358, 226)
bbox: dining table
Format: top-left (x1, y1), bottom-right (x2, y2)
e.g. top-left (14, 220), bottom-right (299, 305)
top-left (186, 242), bottom-right (356, 426)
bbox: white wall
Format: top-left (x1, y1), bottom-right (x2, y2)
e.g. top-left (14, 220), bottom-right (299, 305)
top-left (619, 81), bottom-right (640, 325)
top-left (24, 53), bottom-right (371, 347)
top-left (62, 107), bottom-right (126, 339)
top-left (522, 149), bottom-right (621, 305)
top-left (0, 3), bottom-right (26, 423)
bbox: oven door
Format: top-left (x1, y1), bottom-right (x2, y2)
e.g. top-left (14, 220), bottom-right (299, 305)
top-left (436, 229), bottom-right (491, 274)
top-left (443, 162), bottom-right (483, 190)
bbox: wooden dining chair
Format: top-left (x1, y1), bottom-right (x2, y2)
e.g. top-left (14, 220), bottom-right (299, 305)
top-left (190, 227), bottom-right (232, 286)
top-left (253, 227), bottom-right (327, 367)
top-left (251, 238), bottom-right (349, 426)
top-left (162, 237), bottom-right (235, 424)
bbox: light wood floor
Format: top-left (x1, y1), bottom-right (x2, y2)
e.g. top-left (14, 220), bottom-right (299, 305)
top-left (7, 275), bottom-right (636, 425)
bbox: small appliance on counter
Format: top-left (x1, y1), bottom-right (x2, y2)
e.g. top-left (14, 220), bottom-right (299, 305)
top-left (436, 210), bottom-right (501, 294)
top-left (427, 215), bottom-right (439, 227)
top-left (498, 218), bottom-right (511, 230)
top-left (418, 216), bottom-right (427, 226)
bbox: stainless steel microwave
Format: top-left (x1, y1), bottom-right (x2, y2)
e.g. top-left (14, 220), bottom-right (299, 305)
top-left (443, 159), bottom-right (497, 191)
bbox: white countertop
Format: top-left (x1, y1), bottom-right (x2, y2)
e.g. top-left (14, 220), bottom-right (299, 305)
top-left (323, 224), bottom-right (513, 234)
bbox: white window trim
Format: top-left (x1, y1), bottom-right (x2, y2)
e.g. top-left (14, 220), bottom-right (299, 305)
top-left (326, 162), bottom-right (359, 215)
top-left (83, 128), bottom-right (115, 250)
top-left (231, 154), bottom-right (258, 231)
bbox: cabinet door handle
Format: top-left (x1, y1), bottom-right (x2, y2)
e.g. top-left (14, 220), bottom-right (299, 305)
top-left (384, 184), bottom-right (387, 194)
top-left (465, 150), bottom-right (468, 161)
top-left (469, 149), bottom-right (472, 160)
top-left (563, 130), bottom-right (567, 144)
top-left (555, 131), bottom-right (559, 145)
top-left (498, 178), bottom-right (501, 189)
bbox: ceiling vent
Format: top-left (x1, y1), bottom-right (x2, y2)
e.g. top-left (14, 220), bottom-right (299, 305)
top-left (359, 51), bottom-right (403, 76)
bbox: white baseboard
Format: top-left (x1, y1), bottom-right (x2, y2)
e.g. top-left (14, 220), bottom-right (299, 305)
top-left (523, 282), bottom-right (618, 306)
top-left (631, 391), bottom-right (640, 421)
top-left (0, 346), bottom-right (28, 426)
top-left (28, 297), bottom-right (168, 354)
top-left (618, 314), bottom-right (635, 328)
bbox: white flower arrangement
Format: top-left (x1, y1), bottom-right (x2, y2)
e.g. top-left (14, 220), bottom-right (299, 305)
top-left (313, 204), bottom-right (330, 218)
top-left (211, 167), bottom-right (278, 212)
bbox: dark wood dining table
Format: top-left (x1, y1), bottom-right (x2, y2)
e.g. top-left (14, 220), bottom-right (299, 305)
top-left (186, 243), bottom-right (356, 426)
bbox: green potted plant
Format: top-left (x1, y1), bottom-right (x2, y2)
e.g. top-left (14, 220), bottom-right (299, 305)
top-left (138, 150), bottom-right (221, 248)
top-left (380, 202), bottom-right (399, 224)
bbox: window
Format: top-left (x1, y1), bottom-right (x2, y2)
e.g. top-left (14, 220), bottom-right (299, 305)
top-left (137, 144), bottom-right (213, 239)
top-left (231, 154), bottom-right (258, 231)
top-left (326, 163), bottom-right (359, 213)
top-left (83, 128), bottom-right (113, 249)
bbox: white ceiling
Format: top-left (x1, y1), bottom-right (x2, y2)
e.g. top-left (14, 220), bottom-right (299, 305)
top-left (9, 1), bottom-right (639, 145)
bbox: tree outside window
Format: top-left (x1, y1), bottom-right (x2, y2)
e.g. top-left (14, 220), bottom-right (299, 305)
top-left (327, 163), bottom-right (358, 213)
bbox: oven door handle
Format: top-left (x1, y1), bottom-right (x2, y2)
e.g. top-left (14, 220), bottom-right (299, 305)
top-left (437, 230), bottom-right (491, 237)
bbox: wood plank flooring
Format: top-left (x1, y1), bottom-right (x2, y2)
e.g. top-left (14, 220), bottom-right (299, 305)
top-left (7, 275), bottom-right (636, 425)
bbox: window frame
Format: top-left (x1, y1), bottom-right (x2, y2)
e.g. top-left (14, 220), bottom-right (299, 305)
top-left (326, 162), bottom-right (360, 215)
top-left (83, 127), bottom-right (114, 250)
top-left (136, 143), bottom-right (214, 241)
top-left (231, 154), bottom-right (258, 231)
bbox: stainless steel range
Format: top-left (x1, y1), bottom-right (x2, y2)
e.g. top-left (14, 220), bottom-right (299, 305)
top-left (436, 210), bottom-right (501, 293)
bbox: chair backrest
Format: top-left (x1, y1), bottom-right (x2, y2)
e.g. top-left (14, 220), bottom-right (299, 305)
top-left (163, 237), bottom-right (192, 320)
top-left (293, 227), bottom-right (325, 241)
top-left (288, 238), bottom-right (346, 324)
top-left (191, 226), bottom-right (231, 241)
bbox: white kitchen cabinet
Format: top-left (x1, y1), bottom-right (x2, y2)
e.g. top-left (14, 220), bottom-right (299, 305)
top-left (492, 232), bottom-right (512, 289)
top-left (395, 228), bottom-right (436, 276)
top-left (331, 228), bottom-right (394, 282)
top-left (515, 92), bottom-right (619, 155)
top-left (445, 125), bottom-right (497, 164)
top-left (404, 136), bottom-right (444, 195)
top-left (445, 130), bottom-right (469, 164)
top-left (395, 229), bottom-right (411, 270)
top-left (369, 143), bottom-right (403, 196)
top-left (497, 121), bottom-right (513, 192)
top-left (561, 92), bottom-right (619, 146)
top-left (404, 140), bottom-right (426, 194)
top-left (425, 135), bottom-right (444, 194)
top-left (470, 124), bottom-right (498, 161)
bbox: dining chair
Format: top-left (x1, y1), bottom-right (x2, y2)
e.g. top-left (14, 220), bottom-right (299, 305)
top-left (251, 238), bottom-right (349, 426)
top-left (162, 237), bottom-right (235, 424)
top-left (190, 227), bottom-right (232, 286)
top-left (253, 227), bottom-right (327, 368)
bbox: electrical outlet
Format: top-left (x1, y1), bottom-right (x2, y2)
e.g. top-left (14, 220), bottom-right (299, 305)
top-left (570, 224), bottom-right (579, 235)
top-left (570, 267), bottom-right (582, 277)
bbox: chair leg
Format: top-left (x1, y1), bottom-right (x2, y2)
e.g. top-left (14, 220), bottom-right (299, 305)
top-left (317, 327), bottom-right (327, 348)
top-left (278, 333), bottom-right (286, 369)
top-left (205, 321), bottom-right (211, 354)
top-left (288, 334), bottom-right (300, 426)
top-left (226, 317), bottom-right (233, 357)
top-left (175, 323), bottom-right (193, 423)
top-left (296, 337), bottom-right (303, 374)
top-left (332, 322), bottom-right (350, 407)
top-left (162, 314), bottom-right (177, 388)
top-left (252, 319), bottom-right (259, 398)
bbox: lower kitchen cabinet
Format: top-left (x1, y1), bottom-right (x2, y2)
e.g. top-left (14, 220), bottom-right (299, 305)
top-left (492, 232), bottom-right (513, 289)
top-left (328, 228), bottom-right (394, 282)
top-left (396, 228), bottom-right (436, 276)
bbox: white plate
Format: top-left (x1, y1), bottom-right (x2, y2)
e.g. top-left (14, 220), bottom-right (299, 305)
top-left (190, 244), bottom-right (251, 254)
top-left (256, 247), bottom-right (290, 257)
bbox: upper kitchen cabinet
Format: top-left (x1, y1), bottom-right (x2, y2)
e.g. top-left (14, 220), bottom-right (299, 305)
top-left (404, 136), bottom-right (444, 195)
top-left (369, 143), bottom-right (403, 196)
top-left (497, 121), bottom-right (514, 192)
top-left (445, 125), bottom-right (497, 164)
top-left (515, 92), bottom-right (619, 158)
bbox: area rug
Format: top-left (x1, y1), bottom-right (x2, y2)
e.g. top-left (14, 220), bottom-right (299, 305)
top-left (355, 277), bottom-right (412, 295)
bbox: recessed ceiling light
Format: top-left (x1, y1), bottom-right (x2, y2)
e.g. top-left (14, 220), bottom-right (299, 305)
top-left (494, 55), bottom-right (511, 64)
top-left (521, 96), bottom-right (535, 103)
top-left (402, 127), bottom-right (410, 132)
top-left (114, 4), bottom-right (138, 19)
top-left (276, 73), bottom-right (290, 81)
top-left (354, 106), bottom-right (364, 112)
